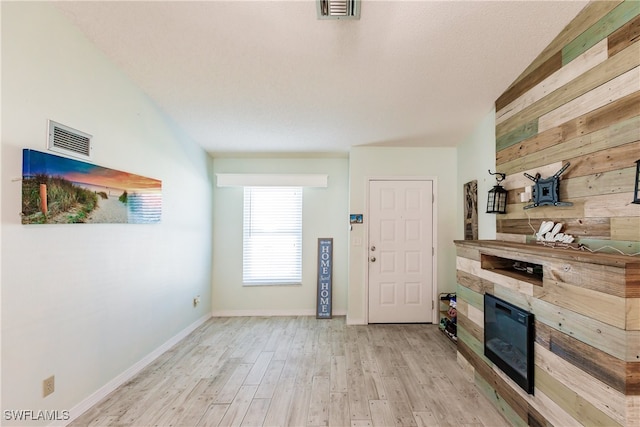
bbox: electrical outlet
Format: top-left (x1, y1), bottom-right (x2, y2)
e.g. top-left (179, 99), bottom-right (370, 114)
top-left (43, 375), bottom-right (55, 397)
top-left (193, 295), bottom-right (200, 307)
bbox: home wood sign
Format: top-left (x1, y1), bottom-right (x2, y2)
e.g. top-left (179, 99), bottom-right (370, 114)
top-left (316, 238), bottom-right (333, 319)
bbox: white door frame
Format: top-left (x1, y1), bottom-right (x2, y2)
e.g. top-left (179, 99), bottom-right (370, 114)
top-left (364, 176), bottom-right (439, 324)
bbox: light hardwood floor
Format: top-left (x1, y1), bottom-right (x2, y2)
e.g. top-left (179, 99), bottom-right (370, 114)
top-left (70, 316), bottom-right (509, 427)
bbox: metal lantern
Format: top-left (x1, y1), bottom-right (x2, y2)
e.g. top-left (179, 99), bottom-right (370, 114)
top-left (633, 159), bottom-right (640, 205)
top-left (487, 171), bottom-right (507, 214)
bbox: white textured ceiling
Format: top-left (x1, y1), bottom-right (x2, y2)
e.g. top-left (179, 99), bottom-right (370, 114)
top-left (55, 0), bottom-right (588, 154)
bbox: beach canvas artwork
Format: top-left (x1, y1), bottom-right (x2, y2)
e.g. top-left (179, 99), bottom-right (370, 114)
top-left (22, 149), bottom-right (162, 224)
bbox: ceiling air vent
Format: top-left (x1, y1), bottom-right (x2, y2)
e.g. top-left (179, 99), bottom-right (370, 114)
top-left (48, 120), bottom-right (92, 160)
top-left (317, 0), bottom-right (360, 20)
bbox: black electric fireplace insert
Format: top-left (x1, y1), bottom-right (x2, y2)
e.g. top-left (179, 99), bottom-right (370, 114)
top-left (484, 293), bottom-right (534, 394)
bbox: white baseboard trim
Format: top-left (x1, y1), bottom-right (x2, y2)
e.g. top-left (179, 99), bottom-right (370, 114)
top-left (211, 309), bottom-right (347, 317)
top-left (60, 313), bottom-right (211, 426)
top-left (346, 316), bottom-right (366, 325)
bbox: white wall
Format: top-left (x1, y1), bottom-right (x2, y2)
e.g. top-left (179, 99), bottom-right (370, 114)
top-left (456, 108), bottom-right (498, 240)
top-left (1, 3), bottom-right (213, 424)
top-left (347, 146), bottom-right (458, 324)
top-left (211, 156), bottom-right (349, 316)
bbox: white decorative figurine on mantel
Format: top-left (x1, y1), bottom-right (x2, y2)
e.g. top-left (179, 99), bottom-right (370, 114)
top-left (536, 220), bottom-right (575, 243)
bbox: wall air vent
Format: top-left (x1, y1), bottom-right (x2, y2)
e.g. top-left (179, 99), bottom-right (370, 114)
top-left (48, 120), bottom-right (92, 160)
top-left (317, 0), bottom-right (360, 20)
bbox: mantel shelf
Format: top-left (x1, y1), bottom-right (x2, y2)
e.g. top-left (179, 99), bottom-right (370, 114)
top-left (454, 240), bottom-right (640, 269)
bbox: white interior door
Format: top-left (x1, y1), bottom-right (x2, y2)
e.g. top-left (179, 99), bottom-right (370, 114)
top-left (368, 180), bottom-right (434, 323)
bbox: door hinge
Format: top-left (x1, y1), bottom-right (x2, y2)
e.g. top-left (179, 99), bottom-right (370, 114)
top-left (432, 300), bottom-right (434, 310)
top-left (432, 247), bottom-right (435, 256)
top-left (432, 194), bottom-right (435, 203)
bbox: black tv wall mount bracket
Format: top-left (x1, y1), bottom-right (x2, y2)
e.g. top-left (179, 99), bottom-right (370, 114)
top-left (523, 162), bottom-right (573, 210)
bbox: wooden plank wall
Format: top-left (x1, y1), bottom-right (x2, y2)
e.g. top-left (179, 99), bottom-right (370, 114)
top-left (494, 0), bottom-right (640, 252)
top-left (454, 240), bottom-right (640, 426)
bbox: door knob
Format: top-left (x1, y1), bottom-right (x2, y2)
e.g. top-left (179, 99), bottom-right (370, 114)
top-left (370, 245), bottom-right (376, 251)
top-left (370, 256), bottom-right (376, 262)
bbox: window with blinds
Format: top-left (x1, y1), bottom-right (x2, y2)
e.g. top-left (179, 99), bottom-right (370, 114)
top-left (243, 186), bottom-right (303, 285)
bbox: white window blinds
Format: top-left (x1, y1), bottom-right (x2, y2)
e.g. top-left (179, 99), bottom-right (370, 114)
top-left (243, 186), bottom-right (303, 285)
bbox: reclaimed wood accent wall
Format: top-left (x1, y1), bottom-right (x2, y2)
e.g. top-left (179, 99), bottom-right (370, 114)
top-left (494, 0), bottom-right (640, 251)
top-left (454, 239), bottom-right (640, 426)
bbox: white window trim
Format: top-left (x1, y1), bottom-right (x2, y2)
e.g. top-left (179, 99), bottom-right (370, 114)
top-left (216, 173), bottom-right (328, 188)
